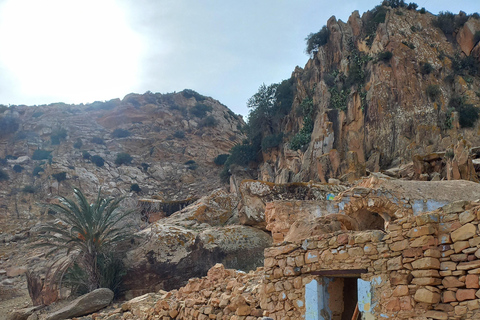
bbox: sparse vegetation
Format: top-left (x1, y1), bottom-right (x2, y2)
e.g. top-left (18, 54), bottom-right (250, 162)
top-left (22, 185), bottom-right (36, 193)
top-left (182, 89), bottom-right (206, 101)
top-left (432, 11), bottom-right (471, 36)
top-left (329, 87), bottom-right (350, 111)
top-left (50, 128), bottom-right (67, 145)
top-left (364, 5), bottom-right (387, 47)
top-left (52, 172), bottom-right (67, 183)
top-left (401, 41), bottom-right (415, 49)
top-left (173, 130), bottom-right (185, 139)
top-left (91, 155), bottom-right (105, 167)
top-left (426, 85), bottom-right (441, 101)
top-left (214, 154), bottom-right (229, 166)
top-left (112, 129), bottom-right (131, 138)
top-left (420, 62), bottom-right (434, 75)
top-left (32, 149), bottom-right (51, 160)
top-left (130, 183), bottom-right (141, 193)
top-left (91, 136), bottom-right (105, 145)
top-left (449, 95), bottom-right (479, 128)
top-left (185, 160), bottom-right (198, 170)
top-left (0, 116), bottom-right (19, 135)
top-left (32, 111), bottom-right (44, 118)
top-left (190, 103), bottom-right (212, 118)
top-left (115, 153), bottom-right (133, 166)
top-left (32, 166), bottom-right (44, 176)
top-left (141, 162), bottom-right (150, 172)
top-left (198, 115), bottom-right (218, 128)
top-left (0, 169), bottom-right (9, 181)
top-left (452, 54), bottom-right (479, 76)
top-left (261, 133), bottom-right (284, 151)
top-left (377, 51), bottom-right (393, 63)
top-left (73, 139), bottom-right (83, 149)
top-left (290, 98), bottom-right (315, 151)
top-left (82, 151), bottom-right (91, 160)
top-left (305, 25), bottom-right (330, 55)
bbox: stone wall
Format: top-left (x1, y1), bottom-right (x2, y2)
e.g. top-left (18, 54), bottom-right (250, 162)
top-left (262, 201), bottom-right (480, 320)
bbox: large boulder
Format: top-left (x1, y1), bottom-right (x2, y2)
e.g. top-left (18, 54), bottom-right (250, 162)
top-left (45, 288), bottom-right (114, 320)
top-left (123, 225), bottom-right (271, 297)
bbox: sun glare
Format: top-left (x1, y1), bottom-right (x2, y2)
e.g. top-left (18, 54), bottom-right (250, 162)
top-left (0, 0), bottom-right (142, 104)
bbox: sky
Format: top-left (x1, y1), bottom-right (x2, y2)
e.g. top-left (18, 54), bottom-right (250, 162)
top-left (0, 0), bottom-right (478, 118)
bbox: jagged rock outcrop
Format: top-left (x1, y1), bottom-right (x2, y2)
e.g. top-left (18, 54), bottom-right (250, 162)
top-left (122, 189), bottom-right (271, 296)
top-left (258, 7), bottom-right (480, 183)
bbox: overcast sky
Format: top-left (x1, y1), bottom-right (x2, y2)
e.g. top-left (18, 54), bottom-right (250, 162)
top-left (0, 0), bottom-right (478, 118)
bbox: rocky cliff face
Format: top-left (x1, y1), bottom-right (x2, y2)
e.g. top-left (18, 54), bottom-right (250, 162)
top-left (0, 90), bottom-right (244, 217)
top-left (258, 6), bottom-right (480, 183)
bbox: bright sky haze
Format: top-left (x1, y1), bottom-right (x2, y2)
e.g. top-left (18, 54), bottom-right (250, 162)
top-left (0, 0), bottom-right (478, 117)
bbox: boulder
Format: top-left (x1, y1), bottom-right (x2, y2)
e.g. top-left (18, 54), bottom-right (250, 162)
top-left (7, 306), bottom-right (43, 320)
top-left (45, 288), bottom-right (114, 320)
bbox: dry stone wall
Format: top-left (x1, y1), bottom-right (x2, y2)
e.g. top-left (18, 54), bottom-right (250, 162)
top-left (262, 201), bottom-right (480, 320)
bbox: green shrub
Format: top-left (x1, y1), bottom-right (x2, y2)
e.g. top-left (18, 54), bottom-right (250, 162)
top-left (452, 54), bottom-right (480, 76)
top-left (186, 161), bottom-right (198, 170)
top-left (419, 7), bottom-right (426, 14)
top-left (426, 85), bottom-right (441, 100)
top-left (198, 115), bottom-right (218, 127)
top-left (32, 166), bottom-right (44, 176)
top-left (13, 164), bottom-right (23, 173)
top-left (305, 25), bottom-right (330, 55)
top-left (323, 73), bottom-right (336, 87)
top-left (73, 139), bottom-right (83, 149)
top-left (190, 103), bottom-right (212, 118)
top-left (112, 129), bottom-right (131, 138)
top-left (91, 155), bottom-right (105, 167)
top-left (449, 95), bottom-right (479, 128)
top-left (182, 89), bottom-right (206, 101)
top-left (130, 183), bottom-right (141, 193)
top-left (432, 11), bottom-right (469, 36)
top-left (0, 169), bottom-right (9, 181)
top-left (345, 44), bottom-right (371, 87)
top-left (402, 41), bottom-right (415, 49)
top-left (82, 151), bottom-right (91, 160)
top-left (32, 112), bottom-right (44, 118)
top-left (224, 144), bottom-right (257, 169)
top-left (52, 172), bottom-right (67, 182)
top-left (22, 185), bottom-right (36, 193)
top-left (91, 136), bottom-right (105, 145)
top-left (173, 130), bottom-right (185, 139)
top-left (51, 128), bottom-right (67, 145)
top-left (115, 153), bottom-right (132, 166)
top-left (420, 62), bottom-right (434, 75)
top-left (474, 31), bottom-right (480, 45)
top-left (364, 5), bottom-right (387, 47)
top-left (329, 87), bottom-right (350, 111)
top-left (32, 149), bottom-right (51, 160)
top-left (214, 154), bottom-right (229, 166)
top-left (0, 116), bottom-right (19, 135)
top-left (382, 0), bottom-right (406, 8)
top-left (377, 51), bottom-right (393, 63)
top-left (290, 98), bottom-right (315, 151)
top-left (407, 2), bottom-right (418, 10)
top-left (445, 149), bottom-right (454, 159)
top-left (261, 133), bottom-right (284, 151)
top-left (141, 162), bottom-right (150, 172)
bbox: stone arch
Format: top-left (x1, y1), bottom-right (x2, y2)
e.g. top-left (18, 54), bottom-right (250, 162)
top-left (343, 196), bottom-right (406, 231)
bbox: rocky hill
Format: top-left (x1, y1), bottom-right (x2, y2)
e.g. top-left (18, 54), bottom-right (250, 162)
top-left (242, 5), bottom-right (480, 184)
top-left (0, 90), bottom-right (244, 217)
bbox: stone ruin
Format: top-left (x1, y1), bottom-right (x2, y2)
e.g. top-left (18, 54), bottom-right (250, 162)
top-left (65, 176), bottom-right (480, 320)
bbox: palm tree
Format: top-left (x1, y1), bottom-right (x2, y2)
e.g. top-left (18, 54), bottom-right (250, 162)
top-left (35, 188), bottom-right (135, 292)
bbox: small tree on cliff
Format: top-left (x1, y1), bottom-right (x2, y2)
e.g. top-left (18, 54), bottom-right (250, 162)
top-left (34, 188), bottom-right (135, 295)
